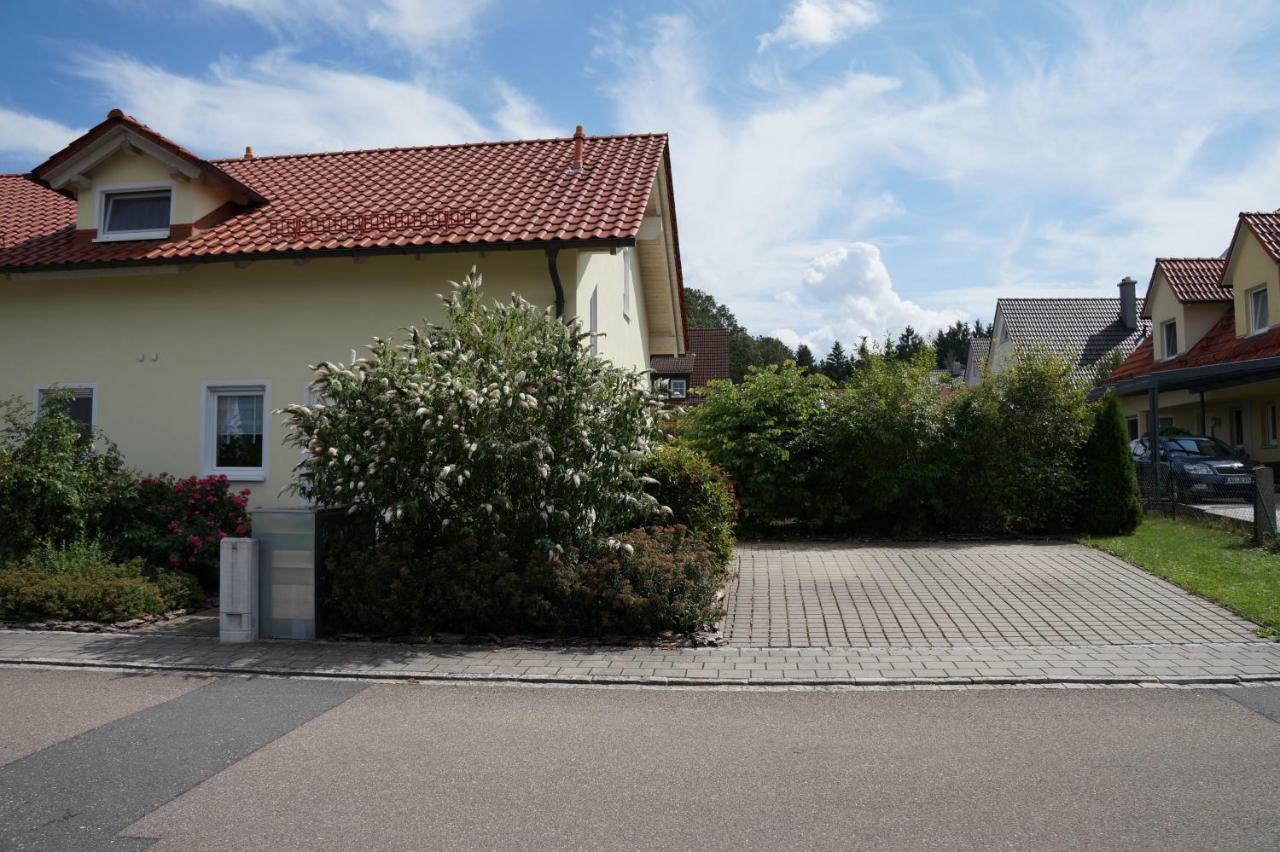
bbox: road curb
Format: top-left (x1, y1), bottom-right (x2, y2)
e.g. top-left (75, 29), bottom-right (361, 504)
top-left (4, 655), bottom-right (1280, 690)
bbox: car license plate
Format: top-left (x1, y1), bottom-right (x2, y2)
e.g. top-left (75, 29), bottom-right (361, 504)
top-left (1227, 476), bottom-right (1251, 485)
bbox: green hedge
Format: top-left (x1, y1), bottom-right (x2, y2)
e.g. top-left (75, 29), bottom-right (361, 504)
top-left (0, 560), bottom-right (204, 623)
top-left (321, 524), bottom-right (726, 638)
top-left (682, 350), bottom-right (1139, 538)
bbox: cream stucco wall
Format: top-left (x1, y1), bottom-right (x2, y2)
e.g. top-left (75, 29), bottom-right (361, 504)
top-left (0, 248), bottom-right (653, 509)
top-left (1145, 270), bottom-right (1230, 360)
top-left (1229, 227), bottom-right (1280, 334)
top-left (73, 150), bottom-right (228, 231)
top-left (570, 247), bottom-right (652, 375)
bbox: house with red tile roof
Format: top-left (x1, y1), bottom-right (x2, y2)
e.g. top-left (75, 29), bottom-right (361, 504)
top-left (0, 110), bottom-right (689, 507)
top-left (1105, 212), bottom-right (1280, 461)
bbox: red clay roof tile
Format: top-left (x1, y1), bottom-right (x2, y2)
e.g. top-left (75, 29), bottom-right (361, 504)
top-left (1, 123), bottom-right (671, 272)
top-left (1106, 310), bottom-right (1280, 384)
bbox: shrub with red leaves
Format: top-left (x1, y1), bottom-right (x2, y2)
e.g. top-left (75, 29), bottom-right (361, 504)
top-left (109, 473), bottom-right (251, 587)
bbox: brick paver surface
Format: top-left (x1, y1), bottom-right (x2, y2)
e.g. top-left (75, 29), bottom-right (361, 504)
top-left (723, 542), bottom-right (1261, 648)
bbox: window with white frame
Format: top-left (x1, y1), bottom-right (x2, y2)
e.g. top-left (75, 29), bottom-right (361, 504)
top-left (100, 189), bottom-right (171, 240)
top-left (1267, 403), bottom-right (1278, 449)
top-left (37, 385), bottom-right (95, 440)
top-left (1161, 319), bottom-right (1178, 359)
top-left (1250, 286), bottom-right (1269, 334)
top-left (205, 384), bottom-right (267, 479)
top-left (622, 249), bottom-right (632, 321)
top-left (668, 378), bottom-right (688, 399)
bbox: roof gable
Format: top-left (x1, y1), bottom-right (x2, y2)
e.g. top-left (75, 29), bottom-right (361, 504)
top-left (33, 109), bottom-right (262, 204)
top-left (1141, 258), bottom-right (1230, 318)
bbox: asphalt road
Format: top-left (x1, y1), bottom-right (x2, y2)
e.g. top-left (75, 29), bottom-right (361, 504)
top-left (1, 668), bottom-right (1278, 851)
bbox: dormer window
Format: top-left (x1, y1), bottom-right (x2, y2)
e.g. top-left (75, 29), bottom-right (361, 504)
top-left (99, 188), bottom-right (171, 240)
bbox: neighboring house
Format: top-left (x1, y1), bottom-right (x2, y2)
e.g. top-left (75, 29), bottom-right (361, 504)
top-left (963, 337), bottom-right (990, 386)
top-left (0, 110), bottom-right (689, 507)
top-left (649, 327), bottom-right (730, 402)
top-left (981, 282), bottom-right (1151, 384)
top-left (1106, 212), bottom-right (1280, 457)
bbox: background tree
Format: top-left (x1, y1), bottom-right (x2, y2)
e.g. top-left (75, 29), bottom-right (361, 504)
top-left (750, 335), bottom-right (795, 372)
top-left (795, 344), bottom-right (816, 373)
top-left (894, 326), bottom-right (926, 362)
top-left (932, 320), bottom-right (973, 369)
top-left (821, 341), bottom-right (852, 383)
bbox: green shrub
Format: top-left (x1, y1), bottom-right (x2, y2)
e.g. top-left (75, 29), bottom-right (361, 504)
top-left (950, 350), bottom-right (1091, 534)
top-left (0, 559), bottom-right (203, 623)
top-left (281, 267), bottom-right (661, 558)
top-left (680, 362), bottom-right (830, 526)
top-left (105, 473), bottom-right (251, 587)
top-left (811, 345), bottom-right (952, 536)
top-left (568, 525), bottom-right (729, 635)
top-left (639, 444), bottom-right (737, 564)
top-left (0, 395), bottom-right (131, 561)
top-left (23, 537), bottom-right (114, 575)
top-left (1078, 392), bottom-right (1143, 535)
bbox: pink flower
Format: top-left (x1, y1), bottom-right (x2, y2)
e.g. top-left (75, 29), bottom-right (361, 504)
top-left (234, 523), bottom-right (248, 535)
top-left (169, 555), bottom-right (179, 566)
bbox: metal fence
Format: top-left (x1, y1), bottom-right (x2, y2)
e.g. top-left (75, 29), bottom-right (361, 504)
top-left (1136, 456), bottom-right (1278, 539)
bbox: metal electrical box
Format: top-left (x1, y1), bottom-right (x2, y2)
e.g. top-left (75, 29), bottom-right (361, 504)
top-left (250, 508), bottom-right (319, 640)
top-left (219, 538), bottom-right (258, 642)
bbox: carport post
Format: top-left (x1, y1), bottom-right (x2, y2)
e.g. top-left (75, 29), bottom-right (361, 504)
top-left (1254, 466), bottom-right (1276, 545)
top-left (1149, 384), bottom-right (1162, 508)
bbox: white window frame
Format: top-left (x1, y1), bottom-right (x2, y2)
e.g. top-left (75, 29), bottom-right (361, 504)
top-left (1249, 285), bottom-right (1270, 335)
top-left (34, 383), bottom-right (98, 431)
top-left (622, 248), bottom-right (632, 321)
top-left (1161, 319), bottom-right (1178, 360)
top-left (202, 381), bottom-right (270, 481)
top-left (668, 378), bottom-right (688, 399)
top-left (1267, 403), bottom-right (1278, 449)
top-left (96, 183), bottom-right (172, 242)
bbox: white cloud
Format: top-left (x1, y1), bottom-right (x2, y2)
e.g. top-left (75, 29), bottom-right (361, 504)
top-left (776, 243), bottom-right (959, 350)
top-left (0, 108), bottom-right (82, 160)
top-left (758, 0), bottom-right (880, 51)
top-left (208, 0), bottom-right (491, 53)
top-left (68, 49), bottom-right (549, 156)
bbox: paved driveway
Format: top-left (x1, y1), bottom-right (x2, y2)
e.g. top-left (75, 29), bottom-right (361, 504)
top-left (723, 541), bottom-right (1262, 648)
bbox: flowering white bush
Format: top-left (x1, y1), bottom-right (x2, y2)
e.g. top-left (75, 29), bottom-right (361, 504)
top-left (281, 267), bottom-right (662, 557)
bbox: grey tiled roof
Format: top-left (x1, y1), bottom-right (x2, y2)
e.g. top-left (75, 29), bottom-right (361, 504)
top-left (968, 336), bottom-right (990, 369)
top-left (996, 297), bottom-right (1151, 376)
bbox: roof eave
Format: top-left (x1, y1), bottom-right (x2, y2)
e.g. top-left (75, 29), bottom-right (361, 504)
top-left (0, 235), bottom-right (637, 277)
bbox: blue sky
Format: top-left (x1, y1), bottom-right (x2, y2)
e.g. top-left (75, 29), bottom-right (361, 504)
top-left (4, 0), bottom-right (1280, 350)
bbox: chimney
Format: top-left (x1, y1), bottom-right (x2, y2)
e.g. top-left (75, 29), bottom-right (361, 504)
top-left (572, 125), bottom-right (584, 171)
top-left (243, 146), bottom-right (254, 160)
top-left (1118, 276), bottom-right (1137, 330)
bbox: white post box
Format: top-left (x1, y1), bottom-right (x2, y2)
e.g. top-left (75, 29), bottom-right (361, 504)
top-left (219, 537), bottom-right (258, 643)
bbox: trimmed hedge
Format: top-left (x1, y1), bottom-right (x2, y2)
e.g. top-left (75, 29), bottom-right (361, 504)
top-left (320, 524), bottom-right (727, 638)
top-left (0, 560), bottom-right (204, 623)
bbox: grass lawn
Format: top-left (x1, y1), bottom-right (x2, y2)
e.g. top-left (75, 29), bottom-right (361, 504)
top-left (1081, 516), bottom-right (1280, 637)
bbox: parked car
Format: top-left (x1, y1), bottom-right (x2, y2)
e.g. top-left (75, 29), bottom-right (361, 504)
top-left (1129, 436), bottom-right (1253, 503)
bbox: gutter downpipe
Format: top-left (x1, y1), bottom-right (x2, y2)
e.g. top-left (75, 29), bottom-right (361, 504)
top-left (545, 246), bottom-right (565, 320)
